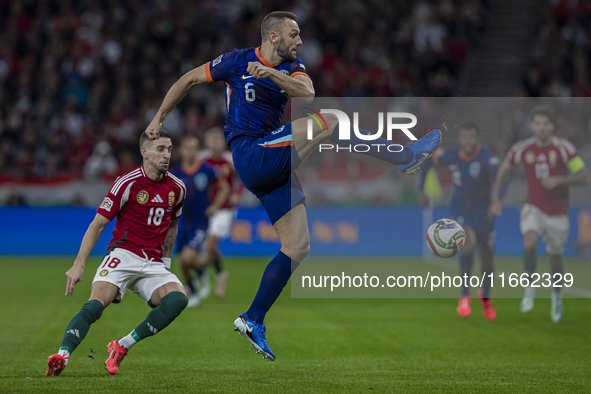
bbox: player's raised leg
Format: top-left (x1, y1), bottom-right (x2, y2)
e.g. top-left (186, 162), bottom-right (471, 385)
top-left (520, 230), bottom-right (539, 313)
top-left (234, 204), bottom-right (309, 361)
top-left (457, 226), bottom-right (477, 318)
top-left (290, 113), bottom-right (441, 174)
top-left (106, 282), bottom-right (188, 374)
top-left (46, 282), bottom-right (118, 376)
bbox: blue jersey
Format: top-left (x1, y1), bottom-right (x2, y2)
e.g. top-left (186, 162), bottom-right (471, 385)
top-left (205, 47), bottom-right (308, 143)
top-left (420, 145), bottom-right (500, 218)
top-left (169, 162), bottom-right (219, 231)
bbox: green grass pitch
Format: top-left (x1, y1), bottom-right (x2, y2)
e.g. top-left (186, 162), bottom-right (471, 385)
top-left (1, 256), bottom-right (590, 393)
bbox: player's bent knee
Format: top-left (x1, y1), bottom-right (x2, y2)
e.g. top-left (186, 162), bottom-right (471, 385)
top-left (291, 239), bottom-right (310, 262)
top-left (161, 291), bottom-right (189, 319)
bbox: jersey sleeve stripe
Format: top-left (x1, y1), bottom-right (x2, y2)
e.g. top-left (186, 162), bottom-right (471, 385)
top-left (112, 173), bottom-right (142, 196)
top-left (557, 137), bottom-right (577, 155)
top-left (205, 62), bottom-right (214, 83)
top-left (109, 169), bottom-right (140, 193)
top-left (110, 169), bottom-right (141, 195)
top-left (290, 71), bottom-right (310, 78)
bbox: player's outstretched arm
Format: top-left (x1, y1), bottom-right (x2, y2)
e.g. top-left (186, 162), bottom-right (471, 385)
top-left (488, 158), bottom-right (513, 220)
top-left (145, 65), bottom-right (210, 139)
top-left (247, 62), bottom-right (314, 103)
top-left (65, 213), bottom-right (111, 296)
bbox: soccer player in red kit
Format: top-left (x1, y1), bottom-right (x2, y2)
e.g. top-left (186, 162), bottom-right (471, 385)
top-left (489, 105), bottom-right (590, 323)
top-left (45, 131), bottom-right (189, 376)
top-left (196, 127), bottom-right (244, 298)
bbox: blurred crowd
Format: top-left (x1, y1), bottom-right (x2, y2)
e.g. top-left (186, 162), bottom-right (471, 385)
top-left (0, 0), bottom-right (487, 182)
top-left (523, 0), bottom-right (591, 98)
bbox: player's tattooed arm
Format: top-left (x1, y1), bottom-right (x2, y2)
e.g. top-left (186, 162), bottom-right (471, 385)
top-left (488, 158), bottom-right (513, 220)
top-left (146, 65), bottom-right (210, 139)
top-left (247, 61), bottom-right (315, 103)
top-left (162, 219), bottom-right (179, 259)
top-left (65, 213), bottom-right (111, 296)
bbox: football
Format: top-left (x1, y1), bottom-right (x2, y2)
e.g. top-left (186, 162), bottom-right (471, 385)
top-left (426, 219), bottom-right (466, 258)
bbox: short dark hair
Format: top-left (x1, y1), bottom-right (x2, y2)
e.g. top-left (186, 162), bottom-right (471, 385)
top-left (529, 105), bottom-right (554, 124)
top-left (459, 122), bottom-right (480, 134)
top-left (261, 11), bottom-right (297, 42)
top-left (140, 130), bottom-right (171, 149)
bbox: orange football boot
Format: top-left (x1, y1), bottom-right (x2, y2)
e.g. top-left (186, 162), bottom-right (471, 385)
top-left (105, 340), bottom-right (128, 375)
top-left (478, 289), bottom-right (497, 321)
top-left (457, 295), bottom-right (471, 317)
top-left (45, 354), bottom-right (66, 376)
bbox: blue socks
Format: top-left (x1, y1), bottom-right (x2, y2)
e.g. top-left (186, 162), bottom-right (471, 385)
top-left (329, 125), bottom-right (413, 165)
top-left (460, 253), bottom-right (474, 296)
top-left (247, 251), bottom-right (293, 324)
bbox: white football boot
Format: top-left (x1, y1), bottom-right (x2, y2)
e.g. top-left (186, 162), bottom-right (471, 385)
top-left (550, 291), bottom-right (563, 323)
top-left (520, 286), bottom-right (536, 313)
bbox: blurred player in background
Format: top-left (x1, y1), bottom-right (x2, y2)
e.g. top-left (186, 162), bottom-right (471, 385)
top-left (490, 105), bottom-right (590, 323)
top-left (420, 123), bottom-right (500, 320)
top-left (146, 11), bottom-right (441, 360)
top-left (169, 136), bottom-right (229, 308)
top-left (46, 131), bottom-right (188, 377)
top-left (196, 127), bottom-right (244, 298)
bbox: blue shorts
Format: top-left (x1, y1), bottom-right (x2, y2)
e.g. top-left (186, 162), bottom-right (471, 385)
top-left (231, 124), bottom-right (305, 224)
top-left (453, 213), bottom-right (496, 252)
top-left (176, 225), bottom-right (208, 253)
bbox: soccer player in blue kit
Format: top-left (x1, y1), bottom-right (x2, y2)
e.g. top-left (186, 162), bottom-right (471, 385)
top-left (146, 11), bottom-right (441, 360)
top-left (169, 136), bottom-right (229, 308)
top-left (419, 123), bottom-right (500, 320)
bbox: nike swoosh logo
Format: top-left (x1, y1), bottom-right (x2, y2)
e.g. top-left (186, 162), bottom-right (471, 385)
top-left (409, 153), bottom-right (430, 168)
top-left (246, 324), bottom-right (254, 333)
top-left (241, 75), bottom-right (252, 79)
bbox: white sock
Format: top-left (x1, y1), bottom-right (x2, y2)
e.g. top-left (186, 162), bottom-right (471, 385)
top-left (58, 348), bottom-right (70, 366)
top-left (118, 330), bottom-right (139, 350)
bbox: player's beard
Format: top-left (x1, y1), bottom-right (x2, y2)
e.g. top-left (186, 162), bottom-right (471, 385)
top-left (149, 158), bottom-right (168, 175)
top-left (277, 37), bottom-right (296, 63)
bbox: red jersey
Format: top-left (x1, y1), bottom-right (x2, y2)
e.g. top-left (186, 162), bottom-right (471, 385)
top-left (97, 166), bottom-right (186, 261)
top-left (507, 136), bottom-right (578, 215)
top-left (198, 150), bottom-right (243, 208)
